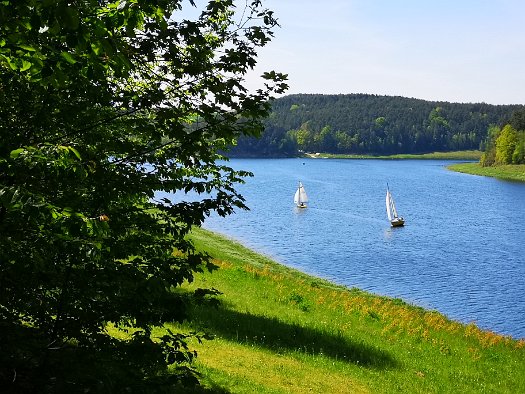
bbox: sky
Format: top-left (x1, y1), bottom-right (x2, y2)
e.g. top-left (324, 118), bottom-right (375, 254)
top-left (242, 0), bottom-right (525, 105)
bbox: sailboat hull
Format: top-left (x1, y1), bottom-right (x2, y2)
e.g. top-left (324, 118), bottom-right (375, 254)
top-left (390, 218), bottom-right (405, 227)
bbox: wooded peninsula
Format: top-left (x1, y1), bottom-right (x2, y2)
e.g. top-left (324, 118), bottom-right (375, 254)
top-left (230, 94), bottom-right (524, 157)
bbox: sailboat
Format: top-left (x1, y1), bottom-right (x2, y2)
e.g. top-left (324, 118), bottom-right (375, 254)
top-left (386, 185), bottom-right (404, 227)
top-left (294, 181), bottom-right (308, 208)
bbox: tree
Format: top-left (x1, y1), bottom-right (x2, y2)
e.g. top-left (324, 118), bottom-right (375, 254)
top-left (427, 107), bottom-right (450, 149)
top-left (318, 125), bottom-right (336, 152)
top-left (0, 0), bottom-right (287, 391)
top-left (495, 125), bottom-right (518, 165)
top-left (295, 122), bottom-right (313, 151)
top-left (374, 116), bottom-right (386, 129)
top-left (510, 108), bottom-right (525, 131)
top-left (480, 125), bottom-right (500, 167)
top-left (511, 132), bottom-right (525, 164)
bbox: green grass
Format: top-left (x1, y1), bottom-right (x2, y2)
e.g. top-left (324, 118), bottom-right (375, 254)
top-left (448, 162), bottom-right (525, 182)
top-left (304, 150), bottom-right (482, 160)
top-left (170, 228), bottom-right (525, 393)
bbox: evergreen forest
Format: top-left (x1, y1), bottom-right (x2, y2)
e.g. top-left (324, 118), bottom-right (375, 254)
top-left (229, 94), bottom-right (524, 156)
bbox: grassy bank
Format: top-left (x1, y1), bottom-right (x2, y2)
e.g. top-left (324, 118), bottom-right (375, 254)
top-left (171, 228), bottom-right (525, 393)
top-left (304, 150), bottom-right (482, 160)
top-left (448, 162), bottom-right (525, 182)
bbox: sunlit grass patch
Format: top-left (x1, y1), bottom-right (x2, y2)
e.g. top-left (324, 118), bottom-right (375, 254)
top-left (449, 162), bottom-right (525, 182)
top-left (194, 338), bottom-right (370, 394)
top-left (180, 227), bottom-right (525, 393)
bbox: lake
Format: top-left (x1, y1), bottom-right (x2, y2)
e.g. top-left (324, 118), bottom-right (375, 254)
top-left (192, 159), bottom-right (525, 339)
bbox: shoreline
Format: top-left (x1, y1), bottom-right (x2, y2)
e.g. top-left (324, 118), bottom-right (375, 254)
top-left (185, 227), bottom-right (525, 393)
top-left (191, 227), bottom-right (523, 342)
top-left (447, 162), bottom-right (525, 182)
top-left (227, 151), bottom-right (525, 183)
top-left (302, 150), bottom-right (482, 160)
top-left (228, 150), bottom-right (482, 161)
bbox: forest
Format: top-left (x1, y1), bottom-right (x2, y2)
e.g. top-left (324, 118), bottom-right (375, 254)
top-left (229, 94), bottom-right (524, 156)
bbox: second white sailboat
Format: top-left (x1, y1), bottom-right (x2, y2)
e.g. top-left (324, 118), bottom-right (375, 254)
top-left (294, 181), bottom-right (308, 208)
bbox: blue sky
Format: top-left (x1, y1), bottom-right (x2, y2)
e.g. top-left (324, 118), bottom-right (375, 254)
top-left (244, 0), bottom-right (525, 105)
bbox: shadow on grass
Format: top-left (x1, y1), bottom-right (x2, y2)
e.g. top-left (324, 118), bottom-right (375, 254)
top-left (174, 382), bottom-right (230, 394)
top-left (192, 304), bottom-right (398, 370)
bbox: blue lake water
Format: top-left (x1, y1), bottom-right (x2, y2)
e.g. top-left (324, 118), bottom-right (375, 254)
top-left (179, 159), bottom-right (525, 339)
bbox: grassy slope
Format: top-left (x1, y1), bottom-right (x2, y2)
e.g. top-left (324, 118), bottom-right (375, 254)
top-left (171, 228), bottom-right (525, 393)
top-left (448, 162), bottom-right (525, 182)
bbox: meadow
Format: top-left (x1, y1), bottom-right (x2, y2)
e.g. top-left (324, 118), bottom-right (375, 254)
top-left (169, 228), bottom-right (525, 393)
top-left (448, 162), bottom-right (525, 182)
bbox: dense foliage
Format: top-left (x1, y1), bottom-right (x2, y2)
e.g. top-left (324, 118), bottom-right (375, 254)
top-left (230, 94), bottom-right (523, 156)
top-left (480, 108), bottom-right (525, 166)
top-left (0, 0), bottom-right (286, 392)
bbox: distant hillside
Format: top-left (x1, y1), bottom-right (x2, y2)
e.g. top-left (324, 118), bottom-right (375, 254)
top-left (229, 94), bottom-right (524, 156)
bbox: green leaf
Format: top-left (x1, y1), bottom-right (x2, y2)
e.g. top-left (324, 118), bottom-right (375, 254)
top-left (60, 52), bottom-right (77, 64)
top-left (91, 42), bottom-right (103, 56)
top-left (10, 148), bottom-right (25, 158)
top-left (68, 146), bottom-right (82, 160)
top-left (62, 206), bottom-right (74, 216)
top-left (6, 57), bottom-right (19, 71)
top-left (20, 60), bottom-right (32, 71)
top-left (18, 44), bottom-right (37, 52)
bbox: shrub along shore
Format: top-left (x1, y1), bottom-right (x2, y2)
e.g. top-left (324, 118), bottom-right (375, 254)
top-left (172, 228), bottom-right (525, 393)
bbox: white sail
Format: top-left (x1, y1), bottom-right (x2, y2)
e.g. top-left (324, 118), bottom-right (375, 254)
top-left (385, 189), bottom-right (393, 221)
top-left (299, 184), bottom-right (308, 203)
top-left (386, 187), bottom-right (401, 218)
top-left (294, 188), bottom-right (300, 205)
top-left (391, 192), bottom-right (398, 218)
top-left (294, 182), bottom-right (308, 207)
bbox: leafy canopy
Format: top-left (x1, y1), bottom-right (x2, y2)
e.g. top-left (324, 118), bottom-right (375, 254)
top-left (0, 0), bottom-right (287, 391)
top-left (480, 108), bottom-right (525, 166)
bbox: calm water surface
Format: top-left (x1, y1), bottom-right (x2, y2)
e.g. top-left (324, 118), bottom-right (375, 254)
top-left (194, 159), bottom-right (525, 339)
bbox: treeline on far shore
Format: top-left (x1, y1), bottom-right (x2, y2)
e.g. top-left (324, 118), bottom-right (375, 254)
top-left (228, 94), bottom-right (524, 157)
